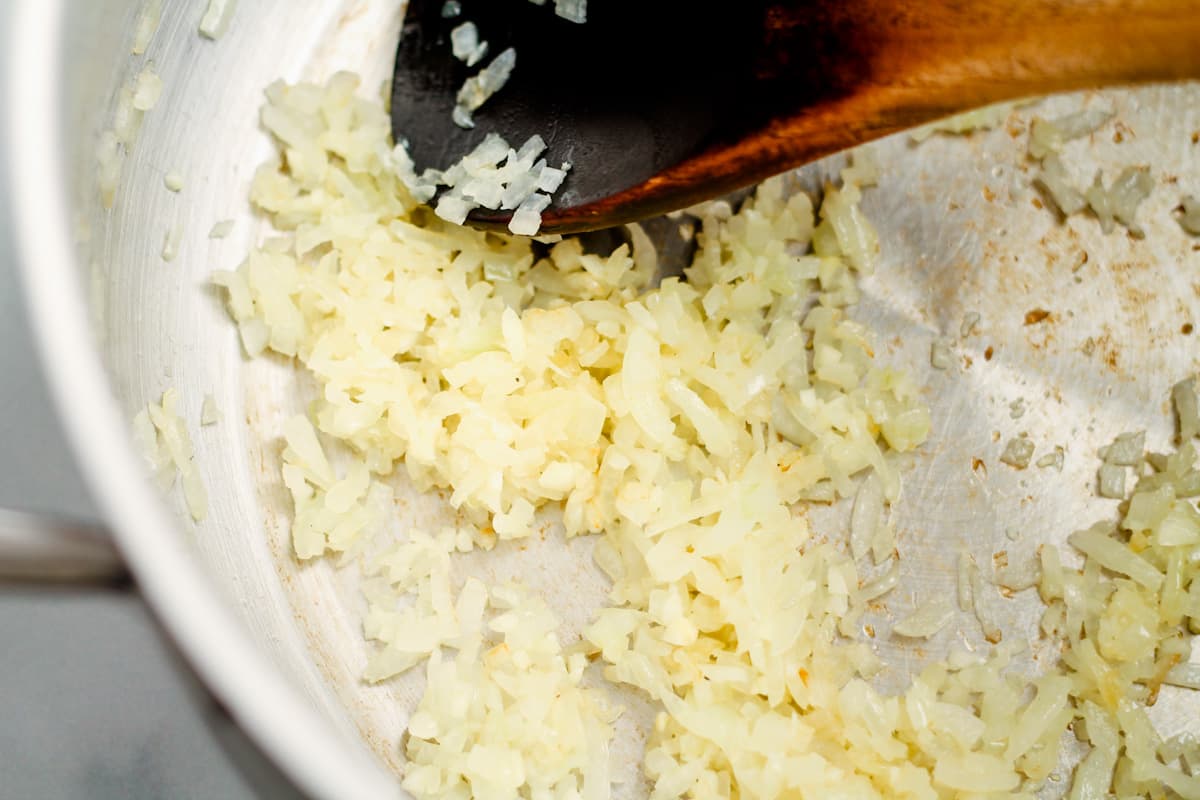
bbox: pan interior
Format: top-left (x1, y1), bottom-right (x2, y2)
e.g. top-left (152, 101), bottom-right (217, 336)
top-left (73, 0), bottom-right (1200, 790)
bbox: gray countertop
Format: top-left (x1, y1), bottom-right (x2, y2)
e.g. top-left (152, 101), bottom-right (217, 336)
top-left (0, 45), bottom-right (295, 799)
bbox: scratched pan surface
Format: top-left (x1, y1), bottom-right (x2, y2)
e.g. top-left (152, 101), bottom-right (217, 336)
top-left (73, 0), bottom-right (1200, 794)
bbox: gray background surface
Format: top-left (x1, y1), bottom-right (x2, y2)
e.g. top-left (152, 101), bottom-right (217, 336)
top-left (0, 4), bottom-right (287, 794)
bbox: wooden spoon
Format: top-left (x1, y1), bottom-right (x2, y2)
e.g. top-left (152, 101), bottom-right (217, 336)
top-left (391, 0), bottom-right (1200, 234)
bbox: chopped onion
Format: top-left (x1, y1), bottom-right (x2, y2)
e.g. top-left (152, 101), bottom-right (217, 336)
top-left (960, 311), bottom-right (981, 338)
top-left (1037, 153), bottom-right (1087, 216)
top-left (893, 596), bottom-right (956, 638)
top-left (228, 78), bottom-right (951, 797)
top-left (1028, 107), bottom-right (1114, 159)
top-left (1175, 377), bottom-right (1200, 441)
top-left (910, 102), bottom-right (1015, 142)
top-left (930, 339), bottom-right (954, 370)
top-left (957, 551), bottom-right (974, 612)
top-left (131, 0), bottom-right (162, 54)
top-left (1165, 662), bottom-right (1200, 690)
top-left (858, 558), bottom-right (901, 602)
top-left (1000, 435), bottom-right (1035, 469)
top-left (552, 0), bottom-right (587, 23)
top-left (1098, 463), bottom-right (1127, 499)
top-left (139, 389), bottom-right (207, 521)
top-left (995, 553), bottom-right (1040, 593)
top-left (161, 223), bottom-right (182, 262)
top-left (870, 518), bottom-right (894, 566)
top-left (131, 66), bottom-right (163, 111)
top-left (508, 192), bottom-right (551, 236)
top-left (1036, 445), bottom-right (1065, 471)
top-left (96, 131), bottom-right (123, 209)
top-left (849, 472), bottom-right (883, 562)
top-left (1085, 166), bottom-right (1154, 237)
top-left (454, 46), bottom-right (516, 126)
top-left (1179, 195), bottom-right (1200, 235)
top-left (450, 21), bottom-right (488, 67)
top-left (199, 0), bottom-right (237, 40)
top-left (1068, 525), bottom-right (1163, 590)
top-left (393, 129), bottom-right (569, 235)
top-left (214, 74), bottom-right (1200, 800)
top-left (200, 395), bottom-right (220, 426)
top-left (968, 560), bottom-right (1002, 643)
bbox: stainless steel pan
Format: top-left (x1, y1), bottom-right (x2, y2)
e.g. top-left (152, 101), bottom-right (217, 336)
top-left (7, 1), bottom-right (1199, 797)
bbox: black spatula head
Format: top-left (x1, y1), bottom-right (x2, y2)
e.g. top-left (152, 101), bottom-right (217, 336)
top-left (389, 0), bottom-right (762, 232)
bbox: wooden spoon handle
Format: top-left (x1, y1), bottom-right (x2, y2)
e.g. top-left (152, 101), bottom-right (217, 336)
top-left (544, 0), bottom-right (1200, 232)
top-left (791, 0), bottom-right (1200, 123)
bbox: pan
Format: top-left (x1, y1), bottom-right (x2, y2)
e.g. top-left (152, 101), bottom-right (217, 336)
top-left (6, 1), bottom-right (1199, 797)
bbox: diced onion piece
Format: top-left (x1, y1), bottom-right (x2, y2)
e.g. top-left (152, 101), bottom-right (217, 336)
top-left (934, 753), bottom-right (1019, 793)
top-left (1000, 435), bottom-right (1035, 469)
top-left (930, 339), bottom-right (954, 370)
top-left (182, 466), bottom-right (208, 522)
top-left (968, 560), bottom-right (1002, 643)
top-left (1068, 525), bottom-right (1163, 590)
top-left (1174, 377), bottom-right (1200, 441)
top-left (870, 520), bottom-right (894, 566)
top-left (455, 46), bottom-right (516, 117)
top-left (1086, 166), bottom-right (1154, 237)
top-left (1164, 662), bottom-right (1200, 690)
top-left (1179, 195), bottom-right (1200, 235)
top-left (1097, 463), bottom-right (1127, 499)
top-left (1036, 446), bottom-right (1065, 471)
top-left (199, 0), bottom-right (237, 39)
top-left (1003, 675), bottom-right (1071, 762)
top-left (849, 472), bottom-right (883, 562)
top-left (858, 558), bottom-right (901, 602)
top-left (957, 552), bottom-right (974, 612)
top-left (960, 311), bottom-right (981, 337)
top-left (1157, 500), bottom-right (1200, 546)
top-left (162, 223), bottom-right (182, 262)
top-left (200, 394), bottom-right (221, 426)
top-left (132, 0), bottom-right (162, 54)
top-left (96, 131), bottom-right (123, 208)
top-left (508, 192), bottom-right (551, 236)
top-left (1071, 702), bottom-right (1120, 798)
top-left (1037, 153), bottom-right (1087, 216)
top-left (139, 389), bottom-right (207, 521)
top-left (893, 597), bottom-right (955, 638)
top-left (552, 0), bottom-right (587, 23)
top-left (910, 102), bottom-right (1015, 143)
top-left (450, 22), bottom-right (488, 67)
top-left (995, 554), bottom-right (1039, 592)
top-left (1029, 107), bottom-right (1114, 159)
top-left (1123, 484), bottom-right (1174, 533)
top-left (1055, 107), bottom-right (1116, 139)
top-left (132, 67), bottom-right (163, 111)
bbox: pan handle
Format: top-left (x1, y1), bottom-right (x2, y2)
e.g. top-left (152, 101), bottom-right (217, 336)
top-left (0, 507), bottom-right (128, 585)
